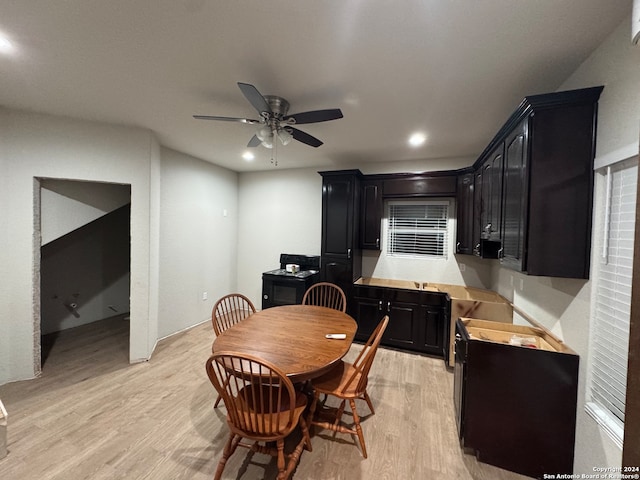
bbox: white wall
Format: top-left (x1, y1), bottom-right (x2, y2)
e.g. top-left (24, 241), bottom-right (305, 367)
top-left (0, 108), bottom-right (161, 384)
top-left (237, 168), bottom-right (323, 308)
top-left (157, 148), bottom-right (239, 338)
top-left (490, 16), bottom-right (640, 474)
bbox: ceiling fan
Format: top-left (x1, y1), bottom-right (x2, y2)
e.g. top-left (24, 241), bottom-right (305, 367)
top-left (193, 82), bottom-right (343, 149)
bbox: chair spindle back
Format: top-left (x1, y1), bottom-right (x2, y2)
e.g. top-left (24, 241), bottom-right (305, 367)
top-left (302, 282), bottom-right (347, 313)
top-left (212, 293), bottom-right (257, 336)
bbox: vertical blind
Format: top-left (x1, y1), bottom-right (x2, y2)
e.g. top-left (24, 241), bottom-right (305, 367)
top-left (588, 158), bottom-right (638, 443)
top-left (387, 202), bottom-right (449, 258)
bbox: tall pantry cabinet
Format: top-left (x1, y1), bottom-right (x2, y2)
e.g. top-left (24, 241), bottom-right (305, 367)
top-left (320, 170), bottom-right (362, 310)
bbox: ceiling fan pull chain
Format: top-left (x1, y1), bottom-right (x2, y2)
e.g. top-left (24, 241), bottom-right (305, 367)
top-left (271, 127), bottom-right (278, 166)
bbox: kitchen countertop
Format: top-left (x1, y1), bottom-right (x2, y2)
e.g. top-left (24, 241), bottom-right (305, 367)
top-left (354, 277), bottom-right (509, 301)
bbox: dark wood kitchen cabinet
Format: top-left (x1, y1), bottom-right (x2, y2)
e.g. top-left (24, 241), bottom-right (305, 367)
top-left (455, 172), bottom-right (474, 255)
top-left (353, 284), bottom-right (448, 357)
top-left (497, 87), bottom-right (603, 278)
top-left (472, 169), bottom-right (483, 256)
top-left (382, 172), bottom-right (457, 197)
top-left (353, 285), bottom-right (420, 349)
top-left (455, 318), bottom-right (579, 479)
top-left (456, 86), bottom-right (603, 277)
top-left (470, 167), bottom-right (501, 259)
top-left (418, 291), bottom-right (449, 357)
top-left (478, 143), bottom-right (504, 242)
top-left (320, 170), bottom-right (362, 307)
top-left (360, 180), bottom-right (383, 250)
top-left (501, 119), bottom-right (528, 271)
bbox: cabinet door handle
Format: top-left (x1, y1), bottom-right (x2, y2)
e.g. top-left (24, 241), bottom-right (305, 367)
top-left (376, 238), bottom-right (380, 248)
top-left (387, 301), bottom-right (391, 312)
top-left (456, 241), bottom-right (461, 252)
top-left (498, 247), bottom-right (504, 259)
top-left (378, 300), bottom-right (383, 311)
top-left (347, 248), bottom-right (351, 259)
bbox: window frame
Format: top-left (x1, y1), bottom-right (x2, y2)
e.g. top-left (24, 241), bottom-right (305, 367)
top-left (385, 199), bottom-right (451, 259)
top-left (586, 157), bottom-right (638, 448)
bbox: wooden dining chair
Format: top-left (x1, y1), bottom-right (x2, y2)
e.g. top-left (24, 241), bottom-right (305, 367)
top-left (211, 293), bottom-right (257, 408)
top-left (309, 315), bottom-right (389, 458)
top-left (205, 352), bottom-right (312, 480)
top-left (302, 282), bottom-right (347, 313)
top-left (212, 293), bottom-right (257, 336)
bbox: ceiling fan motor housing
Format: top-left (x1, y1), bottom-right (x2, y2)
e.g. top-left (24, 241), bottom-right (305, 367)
top-left (263, 95), bottom-right (290, 117)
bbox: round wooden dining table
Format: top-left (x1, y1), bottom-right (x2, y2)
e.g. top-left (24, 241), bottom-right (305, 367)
top-left (212, 304), bottom-right (358, 383)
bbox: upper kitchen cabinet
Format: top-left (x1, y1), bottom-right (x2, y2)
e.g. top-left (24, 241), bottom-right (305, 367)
top-left (501, 118), bottom-right (528, 271)
top-left (360, 179), bottom-right (383, 250)
top-left (455, 171), bottom-right (475, 255)
top-left (498, 86), bottom-right (603, 278)
top-left (320, 170), bottom-right (363, 305)
top-left (460, 86), bottom-right (603, 278)
top-left (382, 172), bottom-right (457, 197)
top-left (478, 143), bottom-right (504, 242)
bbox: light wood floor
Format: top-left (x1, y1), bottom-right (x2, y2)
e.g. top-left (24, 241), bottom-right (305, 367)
top-left (0, 317), bottom-right (530, 480)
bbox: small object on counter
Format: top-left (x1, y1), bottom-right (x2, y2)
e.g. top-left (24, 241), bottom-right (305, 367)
top-left (285, 263), bottom-right (300, 274)
top-left (509, 335), bottom-right (538, 348)
top-left (325, 333), bottom-right (346, 339)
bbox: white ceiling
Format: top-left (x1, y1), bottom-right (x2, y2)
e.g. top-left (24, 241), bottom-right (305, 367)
top-left (0, 1), bottom-right (631, 172)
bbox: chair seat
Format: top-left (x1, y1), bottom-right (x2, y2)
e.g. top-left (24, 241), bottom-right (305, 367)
top-left (311, 361), bottom-right (365, 398)
top-left (230, 385), bottom-right (308, 437)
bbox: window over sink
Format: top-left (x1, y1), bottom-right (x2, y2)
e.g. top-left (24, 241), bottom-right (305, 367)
top-left (386, 200), bottom-right (450, 259)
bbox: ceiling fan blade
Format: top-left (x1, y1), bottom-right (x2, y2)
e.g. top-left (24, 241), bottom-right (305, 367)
top-left (193, 115), bottom-right (261, 125)
top-left (290, 127), bottom-right (323, 148)
top-left (237, 82), bottom-right (272, 115)
top-left (247, 135), bottom-right (262, 147)
top-left (283, 108), bottom-right (343, 125)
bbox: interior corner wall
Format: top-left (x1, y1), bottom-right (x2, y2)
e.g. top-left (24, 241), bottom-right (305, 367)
top-left (490, 15), bottom-right (640, 474)
top-left (157, 148), bottom-right (239, 338)
top-left (0, 108), bottom-right (160, 385)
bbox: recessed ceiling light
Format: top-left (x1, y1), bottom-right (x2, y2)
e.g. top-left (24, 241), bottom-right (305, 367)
top-left (242, 151), bottom-right (255, 161)
top-left (0, 32), bottom-right (15, 55)
top-left (408, 132), bottom-right (426, 147)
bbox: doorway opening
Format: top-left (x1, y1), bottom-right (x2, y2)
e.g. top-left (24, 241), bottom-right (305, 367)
top-left (35, 178), bottom-right (131, 373)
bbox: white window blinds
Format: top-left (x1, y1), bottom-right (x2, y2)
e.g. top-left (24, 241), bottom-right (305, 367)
top-left (387, 201), bottom-right (449, 258)
top-left (587, 158), bottom-right (638, 445)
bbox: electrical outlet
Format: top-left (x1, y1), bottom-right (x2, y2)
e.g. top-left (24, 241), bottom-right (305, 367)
top-left (459, 263), bottom-right (466, 272)
top-left (202, 291), bottom-right (208, 301)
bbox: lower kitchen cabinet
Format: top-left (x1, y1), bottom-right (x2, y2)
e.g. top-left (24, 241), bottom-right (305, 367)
top-left (454, 318), bottom-right (579, 479)
top-left (353, 284), bottom-right (448, 358)
top-left (419, 304), bottom-right (447, 356)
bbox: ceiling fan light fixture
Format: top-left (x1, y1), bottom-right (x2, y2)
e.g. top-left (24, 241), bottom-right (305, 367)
top-left (256, 125), bottom-right (274, 148)
top-left (278, 128), bottom-right (293, 146)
